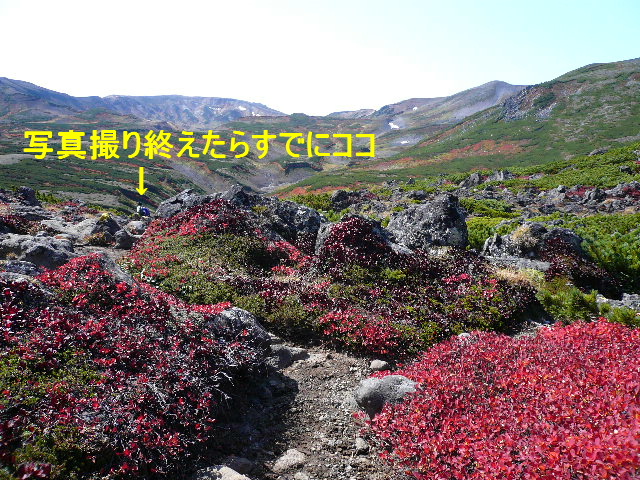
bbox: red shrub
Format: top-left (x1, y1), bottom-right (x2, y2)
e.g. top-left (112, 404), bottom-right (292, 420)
top-left (1, 254), bottom-right (266, 478)
top-left (318, 309), bottom-right (405, 355)
top-left (367, 320), bottom-right (640, 479)
top-left (622, 185), bottom-right (640, 199)
top-left (317, 216), bottom-right (397, 275)
top-left (0, 215), bottom-right (37, 235)
top-left (143, 200), bottom-right (252, 238)
top-left (565, 185), bottom-right (591, 198)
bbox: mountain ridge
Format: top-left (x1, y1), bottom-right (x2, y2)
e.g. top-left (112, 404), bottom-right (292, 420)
top-left (0, 77), bottom-right (285, 129)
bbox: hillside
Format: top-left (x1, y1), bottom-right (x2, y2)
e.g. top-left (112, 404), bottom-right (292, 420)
top-left (210, 81), bottom-right (525, 190)
top-left (0, 78), bottom-right (524, 207)
top-left (0, 77), bottom-right (285, 129)
top-left (221, 80), bottom-right (525, 158)
top-left (282, 57), bottom-right (640, 192)
top-left (359, 58), bottom-right (640, 179)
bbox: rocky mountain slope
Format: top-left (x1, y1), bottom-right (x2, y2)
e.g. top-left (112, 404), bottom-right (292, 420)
top-left (282, 57), bottom-right (640, 192)
top-left (0, 77), bottom-right (284, 129)
top-left (1, 57), bottom-right (639, 210)
top-left (351, 57), bottom-right (640, 178)
top-left (222, 80), bottom-right (525, 157)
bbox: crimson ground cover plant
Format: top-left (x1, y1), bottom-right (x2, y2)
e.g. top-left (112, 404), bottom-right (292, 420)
top-left (0, 215), bottom-right (38, 235)
top-left (0, 254), bottom-right (265, 479)
top-left (125, 202), bottom-right (537, 358)
top-left (367, 320), bottom-right (640, 479)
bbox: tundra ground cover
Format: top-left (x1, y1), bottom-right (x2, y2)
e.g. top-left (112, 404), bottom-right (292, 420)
top-left (366, 320), bottom-right (640, 479)
top-left (0, 254), bottom-right (265, 479)
top-left (125, 201), bottom-right (537, 358)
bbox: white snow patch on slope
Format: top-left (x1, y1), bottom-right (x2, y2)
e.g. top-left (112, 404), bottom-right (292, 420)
top-left (237, 106), bottom-right (247, 111)
top-left (389, 122), bottom-right (400, 129)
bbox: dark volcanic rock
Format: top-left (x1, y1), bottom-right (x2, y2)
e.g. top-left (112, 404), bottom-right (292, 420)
top-left (589, 147), bottom-right (610, 156)
top-left (16, 187), bottom-right (40, 206)
top-left (405, 190), bottom-right (428, 201)
top-left (331, 190), bottom-right (368, 210)
top-left (221, 185), bottom-right (262, 208)
top-left (386, 193), bottom-right (468, 249)
top-left (114, 229), bottom-right (135, 250)
top-left (212, 307), bottom-right (271, 349)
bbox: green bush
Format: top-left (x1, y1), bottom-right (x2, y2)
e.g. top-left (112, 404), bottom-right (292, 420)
top-left (466, 217), bottom-right (516, 250)
top-left (289, 192), bottom-right (333, 211)
top-left (537, 279), bottom-right (600, 323)
top-left (459, 197), bottom-right (519, 218)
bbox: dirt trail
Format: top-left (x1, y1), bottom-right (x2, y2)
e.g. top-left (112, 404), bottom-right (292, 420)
top-left (199, 342), bottom-right (413, 480)
top-left (262, 345), bottom-right (413, 480)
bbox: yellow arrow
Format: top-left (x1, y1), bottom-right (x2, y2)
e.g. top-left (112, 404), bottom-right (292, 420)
top-left (136, 167), bottom-right (148, 195)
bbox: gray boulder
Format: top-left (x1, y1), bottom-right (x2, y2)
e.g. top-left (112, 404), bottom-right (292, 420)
top-left (271, 449), bottom-right (307, 474)
top-left (155, 189), bottom-right (215, 218)
top-left (487, 170), bottom-right (515, 182)
top-left (459, 172), bottom-right (483, 188)
top-left (589, 147), bottom-right (609, 156)
top-left (387, 193), bottom-right (468, 249)
top-left (220, 185), bottom-right (261, 208)
top-left (16, 187), bottom-right (40, 206)
top-left (484, 255), bottom-right (551, 272)
top-left (597, 293), bottom-right (640, 312)
top-left (405, 189), bottom-right (427, 201)
top-left (369, 359), bottom-right (391, 372)
top-left (72, 216), bottom-right (122, 241)
top-left (125, 220), bottom-right (147, 235)
top-left (0, 234), bottom-right (75, 269)
top-left (583, 187), bottom-right (606, 203)
top-left (114, 229), bottom-right (135, 250)
top-left (482, 222), bottom-right (585, 260)
top-left (261, 199), bottom-right (326, 243)
top-left (91, 253), bottom-right (135, 285)
top-left (354, 374), bottom-right (417, 418)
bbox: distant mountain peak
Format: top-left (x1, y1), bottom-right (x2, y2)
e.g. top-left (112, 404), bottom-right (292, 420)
top-left (0, 77), bottom-right (285, 129)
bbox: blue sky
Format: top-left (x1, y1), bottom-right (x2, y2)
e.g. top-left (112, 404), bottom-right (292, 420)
top-left (0, 0), bottom-right (638, 115)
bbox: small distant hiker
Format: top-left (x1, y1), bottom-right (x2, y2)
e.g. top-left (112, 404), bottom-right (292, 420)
top-left (136, 204), bottom-right (151, 217)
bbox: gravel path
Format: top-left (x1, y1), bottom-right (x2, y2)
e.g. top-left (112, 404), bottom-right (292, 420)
top-left (194, 342), bottom-right (413, 480)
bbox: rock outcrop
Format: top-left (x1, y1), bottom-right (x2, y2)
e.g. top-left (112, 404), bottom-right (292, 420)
top-left (387, 194), bottom-right (468, 249)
